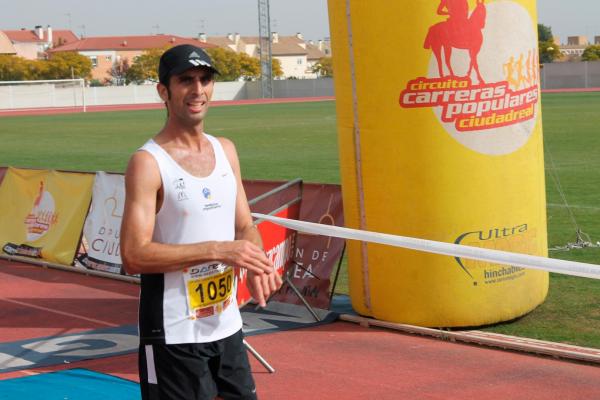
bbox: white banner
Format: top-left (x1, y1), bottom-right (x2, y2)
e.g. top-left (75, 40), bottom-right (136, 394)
top-left (81, 172), bottom-right (124, 274)
top-left (252, 213), bottom-right (600, 280)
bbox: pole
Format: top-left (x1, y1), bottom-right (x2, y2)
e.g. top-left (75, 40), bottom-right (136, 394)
top-left (81, 79), bottom-right (87, 112)
top-left (243, 339), bottom-right (275, 373)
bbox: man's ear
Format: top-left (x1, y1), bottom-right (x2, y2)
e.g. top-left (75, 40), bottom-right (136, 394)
top-left (157, 82), bottom-right (169, 102)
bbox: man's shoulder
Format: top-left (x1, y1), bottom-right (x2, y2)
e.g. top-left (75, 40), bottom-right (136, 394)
top-left (212, 136), bottom-right (240, 173)
top-left (213, 136), bottom-right (235, 149)
top-left (124, 151), bottom-right (162, 193)
top-left (125, 149), bottom-right (161, 180)
top-left (130, 147), bottom-right (159, 165)
top-left (213, 136), bottom-right (238, 158)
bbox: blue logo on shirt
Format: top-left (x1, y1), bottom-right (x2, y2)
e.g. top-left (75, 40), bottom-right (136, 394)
top-left (202, 187), bottom-right (211, 199)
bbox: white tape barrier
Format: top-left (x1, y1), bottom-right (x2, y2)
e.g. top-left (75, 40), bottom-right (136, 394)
top-left (252, 213), bottom-right (600, 280)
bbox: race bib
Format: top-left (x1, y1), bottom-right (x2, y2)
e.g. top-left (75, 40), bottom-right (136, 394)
top-left (183, 262), bottom-right (234, 319)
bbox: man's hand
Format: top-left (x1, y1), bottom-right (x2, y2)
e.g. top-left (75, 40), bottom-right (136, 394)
top-left (247, 269), bottom-right (284, 307)
top-left (218, 240), bottom-right (273, 274)
top-left (217, 239), bottom-right (283, 306)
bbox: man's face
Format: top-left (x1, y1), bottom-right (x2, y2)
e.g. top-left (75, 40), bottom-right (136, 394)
top-left (159, 67), bottom-right (215, 125)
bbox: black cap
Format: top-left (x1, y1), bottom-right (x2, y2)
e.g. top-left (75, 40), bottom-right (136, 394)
top-left (158, 44), bottom-right (219, 85)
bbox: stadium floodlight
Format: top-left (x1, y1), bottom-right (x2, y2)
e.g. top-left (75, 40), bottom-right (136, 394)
top-left (258, 0), bottom-right (273, 98)
top-left (0, 79), bottom-right (86, 113)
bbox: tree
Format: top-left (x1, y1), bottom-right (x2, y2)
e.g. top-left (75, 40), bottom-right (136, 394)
top-left (125, 47), bottom-right (164, 84)
top-left (539, 41), bottom-right (561, 64)
top-left (538, 24), bottom-right (561, 63)
top-left (46, 52), bottom-right (92, 79)
top-left (0, 55), bottom-right (24, 80)
top-left (582, 45), bottom-right (600, 61)
top-left (206, 48), bottom-right (242, 81)
top-left (311, 56), bottom-right (333, 77)
top-left (238, 52), bottom-right (261, 80)
top-left (0, 53), bottom-right (92, 81)
top-left (110, 58), bottom-right (130, 85)
top-left (0, 55), bottom-right (31, 80)
top-left (538, 24), bottom-right (553, 43)
top-left (29, 59), bottom-right (49, 80)
top-left (0, 55), bottom-right (53, 80)
top-left (206, 48), bottom-right (283, 81)
top-left (271, 58), bottom-right (283, 78)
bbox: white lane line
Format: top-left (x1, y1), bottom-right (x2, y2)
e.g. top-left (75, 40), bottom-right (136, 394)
top-left (548, 203), bottom-right (600, 211)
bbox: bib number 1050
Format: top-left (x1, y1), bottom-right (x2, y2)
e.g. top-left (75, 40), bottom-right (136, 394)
top-left (187, 270), bottom-right (234, 309)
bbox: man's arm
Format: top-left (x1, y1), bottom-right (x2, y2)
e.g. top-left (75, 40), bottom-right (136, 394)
top-left (120, 150), bottom-right (273, 276)
top-left (219, 137), bottom-right (283, 306)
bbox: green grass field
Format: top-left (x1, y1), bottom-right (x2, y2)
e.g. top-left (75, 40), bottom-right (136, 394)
top-left (1, 94), bottom-right (599, 348)
top-left (0, 102), bottom-right (340, 183)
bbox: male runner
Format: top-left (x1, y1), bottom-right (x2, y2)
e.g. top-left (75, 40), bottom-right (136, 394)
top-left (120, 44), bottom-right (282, 400)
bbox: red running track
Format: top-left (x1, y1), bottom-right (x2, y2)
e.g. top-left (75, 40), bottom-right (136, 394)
top-left (1, 87), bottom-right (599, 118)
top-left (0, 97), bottom-right (335, 117)
top-left (1, 260), bottom-right (599, 399)
top-left (541, 87), bottom-right (600, 93)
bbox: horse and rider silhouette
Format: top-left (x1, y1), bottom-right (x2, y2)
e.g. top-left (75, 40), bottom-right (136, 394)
top-left (424, 0), bottom-right (487, 84)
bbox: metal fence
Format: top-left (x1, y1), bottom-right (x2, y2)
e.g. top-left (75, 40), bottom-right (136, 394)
top-left (247, 78), bottom-right (334, 99)
top-left (540, 61), bottom-right (600, 90)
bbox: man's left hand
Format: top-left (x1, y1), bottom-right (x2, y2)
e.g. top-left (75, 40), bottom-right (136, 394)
top-left (247, 269), bottom-right (283, 307)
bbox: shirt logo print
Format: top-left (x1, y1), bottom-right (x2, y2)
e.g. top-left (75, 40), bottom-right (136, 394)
top-left (173, 178), bottom-right (189, 201)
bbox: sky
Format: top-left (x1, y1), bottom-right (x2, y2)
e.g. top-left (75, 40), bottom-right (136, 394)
top-left (0, 0), bottom-right (598, 45)
top-left (0, 0), bottom-right (331, 42)
top-left (537, 0), bottom-right (600, 43)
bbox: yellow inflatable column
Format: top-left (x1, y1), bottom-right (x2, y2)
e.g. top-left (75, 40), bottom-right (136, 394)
top-left (328, 0), bottom-right (548, 326)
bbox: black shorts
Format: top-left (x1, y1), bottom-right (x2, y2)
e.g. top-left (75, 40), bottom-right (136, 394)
top-left (139, 329), bottom-right (257, 400)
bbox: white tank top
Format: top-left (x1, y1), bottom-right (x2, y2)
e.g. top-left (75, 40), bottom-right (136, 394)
top-left (137, 134), bottom-right (242, 344)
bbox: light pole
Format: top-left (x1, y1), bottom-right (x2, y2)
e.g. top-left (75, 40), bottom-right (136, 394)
top-left (65, 13), bottom-right (72, 31)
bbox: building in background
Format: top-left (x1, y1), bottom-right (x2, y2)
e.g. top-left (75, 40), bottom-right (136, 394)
top-left (306, 41), bottom-right (329, 77)
top-left (200, 33), bottom-right (249, 55)
top-left (200, 32), bottom-right (328, 79)
top-left (558, 35), bottom-right (600, 61)
top-left (2, 25), bottom-right (330, 82)
top-left (0, 31), bottom-right (17, 55)
top-left (49, 35), bottom-right (215, 82)
top-left (2, 26), bottom-right (78, 59)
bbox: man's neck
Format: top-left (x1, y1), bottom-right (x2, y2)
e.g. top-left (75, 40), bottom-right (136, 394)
top-left (157, 118), bottom-right (206, 149)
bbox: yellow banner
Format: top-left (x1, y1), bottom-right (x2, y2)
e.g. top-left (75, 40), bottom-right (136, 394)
top-left (0, 167), bottom-right (93, 265)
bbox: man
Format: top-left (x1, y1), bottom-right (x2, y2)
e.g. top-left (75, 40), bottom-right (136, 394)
top-left (120, 44), bottom-right (282, 400)
top-left (437, 0), bottom-right (469, 23)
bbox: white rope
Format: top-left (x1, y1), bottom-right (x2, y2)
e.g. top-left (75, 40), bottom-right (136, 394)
top-left (252, 213), bottom-right (600, 280)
